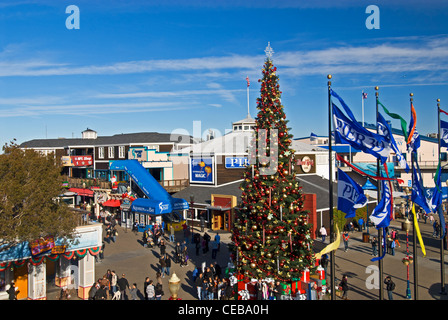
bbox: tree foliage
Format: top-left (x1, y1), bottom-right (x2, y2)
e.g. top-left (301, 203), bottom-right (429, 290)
top-left (232, 58), bottom-right (315, 281)
top-left (0, 141), bottom-right (78, 250)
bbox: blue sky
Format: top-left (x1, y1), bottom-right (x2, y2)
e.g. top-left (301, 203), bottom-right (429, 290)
top-left (1, 0), bottom-right (448, 148)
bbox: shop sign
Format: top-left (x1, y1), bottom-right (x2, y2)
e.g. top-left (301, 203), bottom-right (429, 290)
top-left (190, 157), bottom-right (214, 184)
top-left (61, 156), bottom-right (73, 167)
top-left (71, 155), bottom-right (93, 167)
top-left (225, 157), bottom-right (249, 169)
top-left (51, 245), bottom-right (66, 254)
top-left (295, 154), bottom-right (316, 174)
top-left (120, 197), bottom-right (132, 210)
top-left (30, 236), bottom-right (55, 256)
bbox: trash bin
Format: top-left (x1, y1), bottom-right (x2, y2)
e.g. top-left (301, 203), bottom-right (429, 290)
top-left (362, 233), bottom-right (370, 243)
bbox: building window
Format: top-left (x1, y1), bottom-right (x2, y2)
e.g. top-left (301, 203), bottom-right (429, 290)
top-left (98, 147), bottom-right (104, 159)
top-left (119, 146), bottom-right (125, 158)
top-left (108, 147), bottom-right (114, 158)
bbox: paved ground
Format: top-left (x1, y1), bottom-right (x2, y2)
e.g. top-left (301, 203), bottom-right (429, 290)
top-left (47, 216), bottom-right (448, 300)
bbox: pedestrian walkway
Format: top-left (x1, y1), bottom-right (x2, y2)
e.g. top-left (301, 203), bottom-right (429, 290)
top-left (47, 217), bottom-right (448, 300)
top-left (315, 218), bottom-right (448, 300)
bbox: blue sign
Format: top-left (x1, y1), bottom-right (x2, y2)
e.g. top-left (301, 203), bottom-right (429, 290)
top-left (225, 157), bottom-right (249, 169)
top-left (190, 157), bottom-right (214, 184)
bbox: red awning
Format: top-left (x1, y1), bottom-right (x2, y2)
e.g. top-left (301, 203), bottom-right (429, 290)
top-left (68, 188), bottom-right (94, 197)
top-left (102, 199), bottom-right (122, 207)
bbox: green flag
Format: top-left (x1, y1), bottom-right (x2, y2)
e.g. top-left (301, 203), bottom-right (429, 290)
top-left (377, 99), bottom-right (408, 140)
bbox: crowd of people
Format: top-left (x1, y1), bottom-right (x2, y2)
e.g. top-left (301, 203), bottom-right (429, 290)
top-left (85, 215), bottom-right (235, 300)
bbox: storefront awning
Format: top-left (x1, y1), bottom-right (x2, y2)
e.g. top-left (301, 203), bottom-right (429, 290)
top-left (68, 188), bottom-right (94, 197)
top-left (101, 199), bottom-right (121, 207)
top-left (131, 197), bottom-right (189, 215)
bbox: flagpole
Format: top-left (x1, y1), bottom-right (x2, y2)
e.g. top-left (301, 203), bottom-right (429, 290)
top-left (437, 98), bottom-right (447, 295)
top-left (410, 92), bottom-right (419, 300)
top-left (375, 86), bottom-right (384, 301)
top-left (362, 90), bottom-right (365, 127)
top-left (327, 74), bottom-right (335, 300)
top-left (246, 76), bottom-right (250, 117)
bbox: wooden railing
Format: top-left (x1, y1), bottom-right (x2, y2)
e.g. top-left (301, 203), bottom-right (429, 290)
top-left (62, 176), bottom-right (189, 193)
top-left (159, 179), bottom-right (189, 193)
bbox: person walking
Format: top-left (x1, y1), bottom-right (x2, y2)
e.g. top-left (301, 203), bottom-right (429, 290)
top-left (339, 275), bottom-right (349, 300)
top-left (7, 281), bottom-right (18, 300)
top-left (130, 283), bottom-right (139, 300)
top-left (384, 276), bottom-right (395, 300)
top-left (143, 277), bottom-right (150, 300)
top-left (320, 253), bottom-right (329, 280)
top-left (159, 254), bottom-right (167, 277)
top-left (155, 282), bottom-right (164, 300)
top-left (117, 273), bottom-right (130, 300)
top-left (371, 236), bottom-right (378, 256)
top-left (146, 280), bottom-right (155, 300)
top-left (169, 225), bottom-right (175, 243)
top-left (160, 239), bottom-right (166, 257)
top-left (165, 254), bottom-right (171, 276)
top-left (342, 231), bottom-right (349, 252)
top-left (110, 270), bottom-right (118, 296)
top-left (175, 242), bottom-right (182, 264)
top-left (211, 240), bottom-right (219, 259)
top-left (195, 272), bottom-right (204, 300)
top-left (195, 234), bottom-right (201, 256)
top-left (319, 225), bottom-right (327, 242)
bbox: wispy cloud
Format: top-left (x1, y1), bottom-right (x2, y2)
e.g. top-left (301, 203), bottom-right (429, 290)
top-left (1, 35), bottom-right (448, 83)
top-left (0, 102), bottom-right (196, 118)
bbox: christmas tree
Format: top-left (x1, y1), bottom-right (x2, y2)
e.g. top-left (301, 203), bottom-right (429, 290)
top-left (232, 44), bottom-right (315, 282)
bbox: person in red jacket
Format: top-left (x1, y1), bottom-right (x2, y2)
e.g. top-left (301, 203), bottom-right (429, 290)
top-left (343, 231), bottom-right (349, 252)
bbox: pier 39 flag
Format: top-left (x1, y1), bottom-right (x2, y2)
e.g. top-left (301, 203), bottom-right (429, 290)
top-left (337, 169), bottom-right (367, 218)
top-left (441, 120), bottom-right (448, 148)
top-left (332, 103), bottom-right (392, 164)
top-left (369, 179), bottom-right (392, 229)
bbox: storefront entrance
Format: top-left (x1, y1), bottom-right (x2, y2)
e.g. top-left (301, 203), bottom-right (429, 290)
top-left (14, 265), bottom-right (28, 300)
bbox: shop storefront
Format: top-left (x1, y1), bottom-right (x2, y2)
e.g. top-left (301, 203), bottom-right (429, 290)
top-left (0, 223), bottom-right (102, 300)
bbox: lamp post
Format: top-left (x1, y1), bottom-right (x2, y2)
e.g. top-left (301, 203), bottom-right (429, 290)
top-left (402, 215), bottom-right (412, 299)
top-left (169, 273), bottom-right (181, 300)
top-left (190, 195), bottom-right (195, 243)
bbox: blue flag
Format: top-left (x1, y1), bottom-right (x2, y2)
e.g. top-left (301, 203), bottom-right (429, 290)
top-left (337, 169), bottom-right (367, 218)
top-left (377, 112), bottom-right (410, 173)
top-left (412, 163), bottom-right (432, 214)
top-left (333, 103), bottom-right (392, 164)
top-left (431, 162), bottom-right (446, 238)
top-left (369, 179), bottom-right (392, 229)
top-left (441, 120), bottom-right (448, 148)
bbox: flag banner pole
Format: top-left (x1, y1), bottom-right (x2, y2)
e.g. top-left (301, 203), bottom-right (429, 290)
top-left (327, 74), bottom-right (335, 300)
top-left (437, 98), bottom-right (447, 295)
top-left (375, 86), bottom-right (384, 300)
top-left (410, 92), bottom-right (419, 300)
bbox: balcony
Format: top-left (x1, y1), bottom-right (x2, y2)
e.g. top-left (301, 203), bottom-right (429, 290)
top-left (62, 176), bottom-right (189, 194)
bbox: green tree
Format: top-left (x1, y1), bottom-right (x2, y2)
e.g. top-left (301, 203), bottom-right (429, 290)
top-left (0, 141), bottom-right (78, 251)
top-left (232, 56), bottom-right (315, 281)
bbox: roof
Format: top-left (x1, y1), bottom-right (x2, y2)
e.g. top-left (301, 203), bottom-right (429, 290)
top-left (172, 174), bottom-right (338, 211)
top-left (232, 114), bottom-right (256, 125)
top-left (175, 131), bottom-right (254, 155)
top-left (172, 180), bottom-right (243, 205)
top-left (19, 132), bottom-right (196, 149)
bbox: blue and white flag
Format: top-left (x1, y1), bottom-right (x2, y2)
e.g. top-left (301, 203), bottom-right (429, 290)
top-left (337, 169), bottom-right (367, 218)
top-left (310, 132), bottom-right (318, 141)
top-left (412, 164), bottom-right (432, 214)
top-left (431, 163), bottom-right (446, 238)
top-left (377, 112), bottom-right (409, 173)
top-left (441, 120), bottom-right (448, 148)
top-left (333, 103), bottom-right (392, 164)
top-left (369, 179), bottom-right (392, 229)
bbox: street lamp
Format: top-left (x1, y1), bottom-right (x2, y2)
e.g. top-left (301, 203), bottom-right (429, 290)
top-left (190, 195), bottom-right (195, 243)
top-left (402, 217), bottom-right (412, 299)
top-left (168, 273), bottom-right (181, 300)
